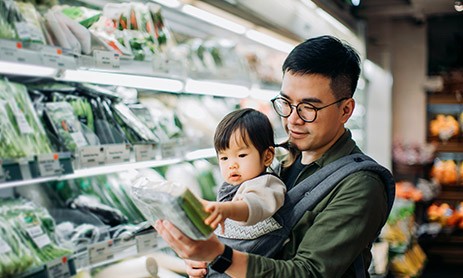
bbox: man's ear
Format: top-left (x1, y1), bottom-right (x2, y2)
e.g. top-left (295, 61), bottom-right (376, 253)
top-left (341, 98), bottom-right (355, 123)
top-left (264, 147), bottom-right (275, 167)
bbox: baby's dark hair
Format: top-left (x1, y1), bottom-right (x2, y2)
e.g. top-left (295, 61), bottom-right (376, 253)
top-left (214, 108), bottom-right (275, 156)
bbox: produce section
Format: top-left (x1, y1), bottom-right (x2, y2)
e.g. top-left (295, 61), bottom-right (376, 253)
top-left (0, 0), bottom-right (286, 276)
top-left (400, 74), bottom-right (463, 267)
top-left (0, 0), bottom-right (374, 277)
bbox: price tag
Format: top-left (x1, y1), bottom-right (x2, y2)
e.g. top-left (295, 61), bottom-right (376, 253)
top-left (37, 153), bottom-right (62, 177)
top-left (161, 141), bottom-right (177, 158)
top-left (88, 240), bottom-right (113, 264)
top-left (112, 237), bottom-right (137, 260)
top-left (78, 146), bottom-right (105, 168)
top-left (26, 225), bottom-right (51, 248)
top-left (136, 232), bottom-right (158, 254)
top-left (0, 238), bottom-right (12, 254)
top-left (47, 256), bottom-right (72, 278)
top-left (70, 132), bottom-right (88, 148)
top-left (41, 46), bottom-right (74, 69)
top-left (15, 110), bottom-right (34, 134)
top-left (105, 144), bottom-right (131, 164)
top-left (0, 40), bottom-right (27, 63)
top-left (14, 22), bottom-right (30, 41)
top-left (94, 50), bottom-right (120, 69)
top-left (134, 144), bottom-right (157, 161)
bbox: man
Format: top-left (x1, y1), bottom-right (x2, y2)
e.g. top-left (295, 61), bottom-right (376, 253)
top-left (155, 35), bottom-right (392, 277)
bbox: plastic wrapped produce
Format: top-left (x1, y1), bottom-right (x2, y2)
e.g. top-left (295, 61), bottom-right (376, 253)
top-left (131, 176), bottom-right (213, 240)
top-left (43, 102), bottom-right (89, 152)
top-left (0, 79), bottom-right (53, 158)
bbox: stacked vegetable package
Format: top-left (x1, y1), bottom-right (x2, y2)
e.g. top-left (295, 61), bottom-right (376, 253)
top-left (0, 78), bottom-right (52, 159)
top-left (0, 198), bottom-right (72, 277)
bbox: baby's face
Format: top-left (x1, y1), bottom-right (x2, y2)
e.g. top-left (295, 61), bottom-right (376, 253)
top-left (217, 130), bottom-right (266, 186)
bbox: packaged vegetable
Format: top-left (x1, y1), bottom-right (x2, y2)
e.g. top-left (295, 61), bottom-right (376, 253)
top-left (0, 79), bottom-right (53, 158)
top-left (130, 176), bottom-right (214, 240)
top-left (43, 102), bottom-right (89, 152)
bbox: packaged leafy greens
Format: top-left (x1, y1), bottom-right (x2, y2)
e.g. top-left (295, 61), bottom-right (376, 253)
top-left (0, 216), bottom-right (40, 277)
top-left (0, 79), bottom-right (53, 159)
top-left (0, 199), bottom-right (72, 273)
top-left (130, 176), bottom-right (213, 240)
top-left (44, 102), bottom-right (89, 152)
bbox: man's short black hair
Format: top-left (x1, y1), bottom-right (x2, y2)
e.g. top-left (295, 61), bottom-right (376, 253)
top-left (282, 35), bottom-right (361, 99)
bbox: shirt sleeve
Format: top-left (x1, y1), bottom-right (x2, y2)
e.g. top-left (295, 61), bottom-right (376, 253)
top-left (233, 175), bottom-right (286, 226)
top-left (246, 171), bottom-right (388, 278)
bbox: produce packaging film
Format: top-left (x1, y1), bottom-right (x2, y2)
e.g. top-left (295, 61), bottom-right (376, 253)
top-left (130, 176), bottom-right (213, 240)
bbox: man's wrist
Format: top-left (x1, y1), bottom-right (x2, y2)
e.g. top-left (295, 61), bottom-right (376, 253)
top-left (209, 244), bottom-right (233, 273)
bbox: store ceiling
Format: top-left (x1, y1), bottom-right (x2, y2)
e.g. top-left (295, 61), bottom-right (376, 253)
top-left (197, 0), bottom-right (460, 39)
top-left (349, 0), bottom-right (458, 21)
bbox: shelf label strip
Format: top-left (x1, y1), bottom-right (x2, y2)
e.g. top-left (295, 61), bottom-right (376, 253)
top-left (37, 153), bottom-right (62, 177)
top-left (134, 144), bottom-right (158, 162)
top-left (94, 50), bottom-right (120, 69)
top-left (47, 256), bottom-right (72, 278)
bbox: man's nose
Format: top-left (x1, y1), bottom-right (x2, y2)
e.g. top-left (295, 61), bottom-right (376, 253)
top-left (287, 108), bottom-right (303, 123)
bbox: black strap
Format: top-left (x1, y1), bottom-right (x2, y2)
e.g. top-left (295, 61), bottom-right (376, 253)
top-left (275, 153), bottom-right (395, 277)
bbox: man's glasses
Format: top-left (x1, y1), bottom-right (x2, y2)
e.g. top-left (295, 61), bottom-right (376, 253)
top-left (271, 97), bottom-right (348, 123)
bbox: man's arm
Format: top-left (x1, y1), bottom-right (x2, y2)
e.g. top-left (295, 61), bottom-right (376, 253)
top-left (154, 219), bottom-right (248, 277)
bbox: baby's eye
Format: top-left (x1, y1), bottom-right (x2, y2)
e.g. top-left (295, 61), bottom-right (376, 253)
top-left (220, 156), bottom-right (228, 161)
top-left (238, 153), bottom-right (247, 158)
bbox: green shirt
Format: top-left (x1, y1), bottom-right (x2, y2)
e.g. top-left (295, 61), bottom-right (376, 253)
top-left (247, 130), bottom-right (388, 278)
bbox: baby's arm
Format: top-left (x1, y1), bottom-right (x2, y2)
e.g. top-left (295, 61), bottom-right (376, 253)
top-left (203, 200), bottom-right (249, 232)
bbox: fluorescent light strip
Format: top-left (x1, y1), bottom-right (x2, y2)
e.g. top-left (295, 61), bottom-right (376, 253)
top-left (245, 29), bottom-right (294, 53)
top-left (315, 8), bottom-right (352, 35)
top-left (181, 4), bottom-right (247, 34)
top-left (185, 79), bottom-right (250, 98)
top-left (249, 88), bottom-right (280, 101)
top-left (184, 148), bottom-right (216, 161)
top-left (0, 61), bottom-right (56, 77)
top-left (62, 70), bottom-right (184, 92)
top-left (151, 0), bottom-right (182, 8)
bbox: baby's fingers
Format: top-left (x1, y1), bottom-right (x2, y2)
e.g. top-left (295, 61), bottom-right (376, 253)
top-left (209, 214), bottom-right (223, 229)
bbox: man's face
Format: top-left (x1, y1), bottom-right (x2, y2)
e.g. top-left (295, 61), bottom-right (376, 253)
top-left (279, 72), bottom-right (352, 157)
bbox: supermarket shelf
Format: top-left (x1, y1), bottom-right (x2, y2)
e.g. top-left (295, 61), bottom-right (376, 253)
top-left (0, 148), bottom-right (216, 190)
top-left (427, 92), bottom-right (463, 104)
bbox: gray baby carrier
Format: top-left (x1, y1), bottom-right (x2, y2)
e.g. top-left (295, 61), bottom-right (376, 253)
top-left (209, 153), bottom-right (396, 277)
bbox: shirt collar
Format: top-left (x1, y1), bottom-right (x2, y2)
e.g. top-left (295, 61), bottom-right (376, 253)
top-left (314, 129), bottom-right (357, 168)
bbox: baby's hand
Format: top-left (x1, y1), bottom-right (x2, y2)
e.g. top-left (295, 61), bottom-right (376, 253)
top-left (203, 201), bottom-right (226, 234)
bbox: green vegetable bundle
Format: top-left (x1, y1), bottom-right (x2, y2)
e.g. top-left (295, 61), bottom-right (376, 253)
top-left (0, 79), bottom-right (53, 159)
top-left (0, 216), bottom-right (40, 277)
top-left (0, 199), bottom-right (72, 269)
top-left (130, 177), bottom-right (213, 240)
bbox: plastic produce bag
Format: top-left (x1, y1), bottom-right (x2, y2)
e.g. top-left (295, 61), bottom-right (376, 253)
top-left (130, 176), bottom-right (213, 240)
top-left (44, 102), bottom-right (89, 152)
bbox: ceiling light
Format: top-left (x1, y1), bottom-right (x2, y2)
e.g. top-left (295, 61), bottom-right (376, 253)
top-left (181, 4), bottom-right (247, 34)
top-left (455, 1), bottom-right (463, 12)
top-left (184, 79), bottom-right (250, 98)
top-left (151, 0), bottom-right (182, 8)
top-left (351, 0), bottom-right (361, 7)
top-left (245, 29), bottom-right (295, 53)
top-left (61, 70), bottom-right (184, 92)
top-left (315, 8), bottom-right (352, 35)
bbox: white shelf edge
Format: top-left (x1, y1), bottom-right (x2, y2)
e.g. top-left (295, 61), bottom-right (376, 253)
top-left (0, 148), bottom-right (216, 190)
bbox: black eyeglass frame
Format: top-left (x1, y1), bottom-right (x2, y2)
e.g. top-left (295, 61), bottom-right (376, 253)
top-left (271, 96), bottom-right (349, 123)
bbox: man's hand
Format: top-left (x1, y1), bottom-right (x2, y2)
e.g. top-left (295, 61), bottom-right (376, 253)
top-left (185, 259), bottom-right (208, 278)
top-left (154, 219), bottom-right (224, 262)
